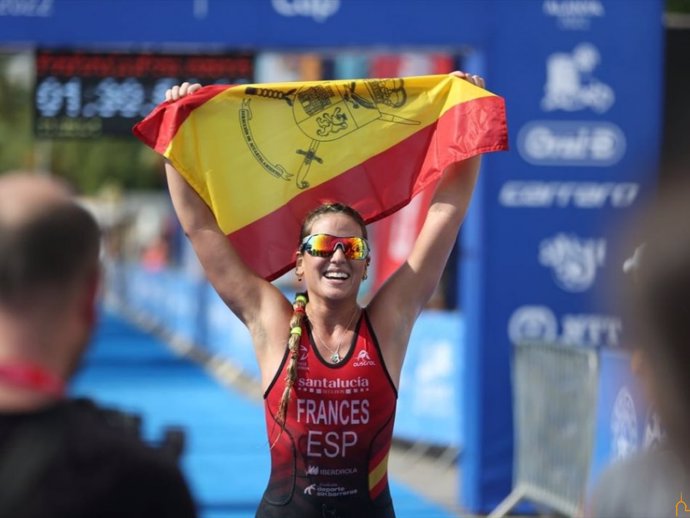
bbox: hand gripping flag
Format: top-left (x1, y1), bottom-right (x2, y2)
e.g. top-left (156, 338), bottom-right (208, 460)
top-left (133, 74), bottom-right (508, 281)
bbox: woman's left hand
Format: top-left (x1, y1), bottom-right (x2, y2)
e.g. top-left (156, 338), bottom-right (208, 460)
top-left (451, 70), bottom-right (485, 89)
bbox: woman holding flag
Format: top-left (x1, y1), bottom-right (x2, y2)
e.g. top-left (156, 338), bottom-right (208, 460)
top-left (152, 71), bottom-right (504, 518)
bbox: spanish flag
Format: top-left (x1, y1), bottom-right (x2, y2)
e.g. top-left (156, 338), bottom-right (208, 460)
top-left (133, 74), bottom-right (508, 281)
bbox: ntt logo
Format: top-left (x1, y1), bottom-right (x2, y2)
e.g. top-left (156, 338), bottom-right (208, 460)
top-left (518, 120), bottom-right (626, 167)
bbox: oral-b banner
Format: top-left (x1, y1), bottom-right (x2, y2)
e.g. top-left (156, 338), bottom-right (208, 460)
top-left (7, 0), bottom-right (664, 513)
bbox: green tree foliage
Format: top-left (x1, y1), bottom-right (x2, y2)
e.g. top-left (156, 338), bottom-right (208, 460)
top-left (667, 0), bottom-right (690, 13)
top-left (49, 139), bottom-right (166, 194)
top-left (0, 54), bottom-right (33, 172)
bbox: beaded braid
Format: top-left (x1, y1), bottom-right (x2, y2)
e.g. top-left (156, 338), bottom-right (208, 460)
top-left (275, 292), bottom-right (308, 427)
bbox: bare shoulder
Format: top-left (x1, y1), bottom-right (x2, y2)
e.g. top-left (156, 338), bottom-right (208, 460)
top-left (247, 285), bottom-right (297, 390)
top-left (366, 291), bottom-right (416, 387)
top-left (247, 282), bottom-right (294, 344)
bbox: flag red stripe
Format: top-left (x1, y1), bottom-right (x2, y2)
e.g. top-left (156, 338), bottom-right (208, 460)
top-left (369, 472), bottom-right (389, 500)
top-left (132, 84), bottom-right (232, 154)
top-left (229, 95), bottom-right (507, 280)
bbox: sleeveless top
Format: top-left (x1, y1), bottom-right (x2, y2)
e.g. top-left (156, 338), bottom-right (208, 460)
top-left (259, 311), bottom-right (398, 518)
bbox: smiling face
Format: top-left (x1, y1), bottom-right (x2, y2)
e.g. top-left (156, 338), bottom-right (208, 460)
top-left (295, 212), bottom-right (369, 302)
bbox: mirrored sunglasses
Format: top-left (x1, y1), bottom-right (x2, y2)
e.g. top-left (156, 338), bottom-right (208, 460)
top-left (300, 233), bottom-right (370, 260)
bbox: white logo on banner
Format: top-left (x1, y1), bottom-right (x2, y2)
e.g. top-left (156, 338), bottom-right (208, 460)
top-left (508, 305), bottom-right (622, 347)
top-left (543, 0), bottom-right (605, 30)
top-left (508, 306), bottom-right (559, 345)
top-left (499, 181), bottom-right (639, 209)
top-left (0, 0), bottom-right (53, 17)
top-left (518, 120), bottom-right (626, 166)
top-left (272, 0), bottom-right (340, 22)
top-left (542, 43), bottom-right (614, 113)
top-left (539, 233), bottom-right (606, 292)
top-left (611, 386), bottom-right (638, 460)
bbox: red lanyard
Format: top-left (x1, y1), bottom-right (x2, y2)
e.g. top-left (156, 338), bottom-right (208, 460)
top-left (0, 363), bottom-right (65, 398)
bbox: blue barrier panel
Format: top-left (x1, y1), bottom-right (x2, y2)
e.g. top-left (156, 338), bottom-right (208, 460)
top-left (587, 347), bottom-right (650, 492)
top-left (395, 311), bottom-right (464, 447)
top-left (204, 282), bottom-right (259, 378)
top-left (126, 264), bottom-right (165, 323)
top-left (164, 272), bottom-right (203, 346)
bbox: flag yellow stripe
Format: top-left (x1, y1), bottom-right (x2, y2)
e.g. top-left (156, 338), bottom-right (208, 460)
top-left (165, 74), bottom-right (494, 233)
top-left (368, 451), bottom-right (389, 491)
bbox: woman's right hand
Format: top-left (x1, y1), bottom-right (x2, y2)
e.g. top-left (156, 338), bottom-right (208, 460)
top-left (165, 81), bottom-right (202, 102)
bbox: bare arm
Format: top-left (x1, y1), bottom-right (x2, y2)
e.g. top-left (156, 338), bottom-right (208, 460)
top-left (166, 163), bottom-right (273, 320)
top-left (389, 155), bottom-right (480, 309)
top-left (368, 72), bottom-right (485, 381)
top-left (162, 84), bottom-right (291, 377)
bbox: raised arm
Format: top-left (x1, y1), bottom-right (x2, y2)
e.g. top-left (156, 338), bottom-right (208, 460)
top-left (165, 162), bottom-right (288, 325)
top-left (162, 84), bottom-right (291, 366)
top-left (390, 155), bottom-right (480, 311)
top-left (368, 72), bottom-right (484, 380)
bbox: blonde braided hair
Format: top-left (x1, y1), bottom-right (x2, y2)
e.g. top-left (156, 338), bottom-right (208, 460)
top-left (275, 291), bottom-right (308, 427)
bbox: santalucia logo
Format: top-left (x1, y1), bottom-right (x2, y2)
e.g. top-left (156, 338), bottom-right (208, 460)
top-left (271, 0), bottom-right (340, 22)
top-left (297, 376), bottom-right (369, 389)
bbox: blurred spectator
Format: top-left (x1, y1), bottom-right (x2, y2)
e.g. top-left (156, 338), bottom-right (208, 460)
top-left (587, 175), bottom-right (690, 518)
top-left (0, 172), bottom-right (197, 518)
top-left (141, 234), bottom-right (170, 272)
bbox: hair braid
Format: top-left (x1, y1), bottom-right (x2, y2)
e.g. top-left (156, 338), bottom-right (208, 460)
top-left (276, 292), bottom-right (308, 427)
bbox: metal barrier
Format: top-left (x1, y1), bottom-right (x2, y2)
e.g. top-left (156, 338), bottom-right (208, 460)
top-left (489, 343), bottom-right (599, 518)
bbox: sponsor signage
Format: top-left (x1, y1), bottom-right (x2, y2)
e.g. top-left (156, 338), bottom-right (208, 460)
top-left (499, 181), bottom-right (639, 209)
top-left (542, 0), bottom-right (605, 31)
top-left (271, 0), bottom-right (341, 22)
top-left (518, 120), bottom-right (626, 167)
top-left (460, 0), bottom-right (663, 512)
top-left (539, 233), bottom-right (606, 292)
top-left (508, 305), bottom-right (622, 348)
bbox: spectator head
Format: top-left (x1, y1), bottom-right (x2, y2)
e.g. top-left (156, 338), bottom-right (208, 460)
top-left (621, 176), bottom-right (690, 469)
top-left (0, 173), bottom-right (101, 381)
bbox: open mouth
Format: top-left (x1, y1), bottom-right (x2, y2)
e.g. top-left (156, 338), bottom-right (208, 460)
top-left (323, 271), bottom-right (350, 281)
